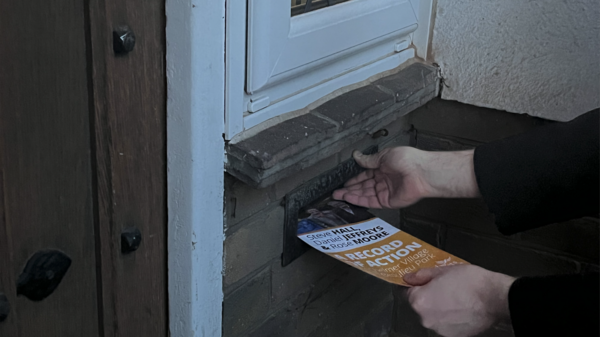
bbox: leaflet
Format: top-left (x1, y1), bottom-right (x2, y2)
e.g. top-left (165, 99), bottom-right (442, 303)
top-left (297, 199), bottom-right (468, 286)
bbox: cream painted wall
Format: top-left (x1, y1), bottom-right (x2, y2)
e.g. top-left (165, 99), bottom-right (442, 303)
top-left (431, 0), bottom-right (600, 121)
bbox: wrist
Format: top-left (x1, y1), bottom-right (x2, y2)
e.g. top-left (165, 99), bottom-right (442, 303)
top-left (417, 149), bottom-right (481, 198)
top-left (487, 272), bottom-right (516, 322)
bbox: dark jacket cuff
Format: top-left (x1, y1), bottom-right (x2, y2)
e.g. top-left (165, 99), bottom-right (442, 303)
top-left (474, 109), bottom-right (599, 235)
top-left (508, 273), bottom-right (599, 336)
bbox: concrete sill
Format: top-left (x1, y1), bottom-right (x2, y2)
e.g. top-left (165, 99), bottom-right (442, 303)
top-left (226, 62), bottom-right (439, 189)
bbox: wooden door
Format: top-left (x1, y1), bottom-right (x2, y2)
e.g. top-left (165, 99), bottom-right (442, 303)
top-left (0, 0), bottom-right (100, 335)
top-left (0, 0), bottom-right (167, 335)
top-left (87, 0), bottom-right (168, 335)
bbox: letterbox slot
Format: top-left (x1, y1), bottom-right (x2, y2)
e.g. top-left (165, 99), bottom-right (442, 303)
top-left (282, 145), bottom-right (378, 266)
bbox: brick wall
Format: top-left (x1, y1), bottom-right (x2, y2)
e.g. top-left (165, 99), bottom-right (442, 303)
top-left (391, 99), bottom-right (599, 337)
top-left (223, 98), bottom-right (599, 337)
top-left (223, 115), bottom-right (413, 337)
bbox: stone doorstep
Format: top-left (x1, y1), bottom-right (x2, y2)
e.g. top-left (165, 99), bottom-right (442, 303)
top-left (226, 62), bottom-right (439, 189)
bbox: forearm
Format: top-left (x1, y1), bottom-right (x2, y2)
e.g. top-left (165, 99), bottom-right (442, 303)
top-left (418, 149), bottom-right (481, 199)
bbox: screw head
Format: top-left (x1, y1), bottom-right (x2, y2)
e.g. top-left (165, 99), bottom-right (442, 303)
top-left (121, 227), bottom-right (142, 254)
top-left (371, 129), bottom-right (389, 139)
top-left (113, 26), bottom-right (136, 54)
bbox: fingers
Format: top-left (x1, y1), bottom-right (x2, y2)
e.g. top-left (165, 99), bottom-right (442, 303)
top-left (353, 150), bottom-right (383, 170)
top-left (332, 189), bottom-right (349, 202)
top-left (403, 268), bottom-right (444, 286)
top-left (338, 180), bottom-right (391, 208)
top-left (333, 180), bottom-right (382, 208)
top-left (333, 170), bottom-right (392, 209)
top-left (333, 189), bottom-right (384, 208)
top-left (333, 150), bottom-right (391, 208)
top-left (343, 170), bottom-right (374, 187)
top-left (406, 285), bottom-right (419, 299)
top-left (375, 180), bottom-right (391, 208)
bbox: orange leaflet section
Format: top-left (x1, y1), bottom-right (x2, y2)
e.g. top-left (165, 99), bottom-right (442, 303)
top-left (298, 218), bottom-right (468, 286)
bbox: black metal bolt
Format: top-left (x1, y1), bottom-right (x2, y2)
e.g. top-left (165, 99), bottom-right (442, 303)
top-left (0, 293), bottom-right (9, 323)
top-left (121, 227), bottom-right (142, 254)
top-left (113, 25), bottom-right (136, 54)
top-left (371, 129), bottom-right (389, 139)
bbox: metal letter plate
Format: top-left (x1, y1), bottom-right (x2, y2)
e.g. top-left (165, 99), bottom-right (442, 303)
top-left (282, 145), bottom-right (378, 266)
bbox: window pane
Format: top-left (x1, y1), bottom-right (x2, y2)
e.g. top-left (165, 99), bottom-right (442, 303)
top-left (291, 0), bottom-right (353, 16)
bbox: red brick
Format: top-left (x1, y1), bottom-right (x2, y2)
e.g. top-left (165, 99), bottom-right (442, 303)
top-left (391, 285), bottom-right (430, 337)
top-left (225, 173), bottom-right (275, 226)
top-left (519, 217), bottom-right (599, 263)
top-left (250, 265), bottom-right (381, 337)
top-left (224, 206), bottom-right (284, 286)
top-left (223, 268), bottom-right (271, 337)
top-left (409, 98), bottom-right (552, 143)
top-left (404, 198), bottom-right (507, 238)
top-left (415, 132), bottom-right (478, 151)
top-left (271, 249), bottom-right (339, 306)
top-left (399, 215), bottom-right (441, 247)
top-left (445, 229), bottom-right (579, 277)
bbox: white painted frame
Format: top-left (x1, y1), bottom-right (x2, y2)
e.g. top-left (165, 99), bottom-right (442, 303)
top-left (247, 0), bottom-right (417, 93)
top-left (225, 0), bottom-right (434, 139)
top-left (225, 0), bottom-right (247, 138)
top-left (163, 0), bottom-right (435, 333)
top-left (166, 0), bottom-right (225, 336)
top-left (411, 0), bottom-right (435, 60)
top-left (245, 48), bottom-right (416, 130)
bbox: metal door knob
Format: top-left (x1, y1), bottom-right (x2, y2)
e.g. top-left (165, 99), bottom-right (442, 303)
top-left (16, 250), bottom-right (72, 301)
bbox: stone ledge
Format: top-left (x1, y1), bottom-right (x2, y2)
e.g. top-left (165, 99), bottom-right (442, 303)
top-left (226, 62), bottom-right (439, 188)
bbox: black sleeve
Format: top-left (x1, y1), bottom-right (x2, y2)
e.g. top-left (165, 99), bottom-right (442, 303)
top-left (508, 273), bottom-right (599, 336)
top-left (473, 109), bottom-right (599, 235)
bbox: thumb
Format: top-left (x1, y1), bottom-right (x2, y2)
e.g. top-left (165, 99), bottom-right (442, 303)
top-left (403, 268), bottom-right (443, 286)
top-left (353, 150), bottom-right (383, 169)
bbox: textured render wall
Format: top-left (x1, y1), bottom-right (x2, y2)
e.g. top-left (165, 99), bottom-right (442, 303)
top-left (431, 0), bottom-right (600, 121)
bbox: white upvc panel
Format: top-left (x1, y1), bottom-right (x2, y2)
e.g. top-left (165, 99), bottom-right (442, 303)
top-left (412, 0), bottom-right (434, 60)
top-left (223, 0), bottom-right (433, 139)
top-left (244, 23), bottom-right (416, 109)
top-left (225, 0), bottom-right (246, 139)
top-left (244, 48), bottom-right (415, 130)
top-left (247, 0), bottom-right (418, 94)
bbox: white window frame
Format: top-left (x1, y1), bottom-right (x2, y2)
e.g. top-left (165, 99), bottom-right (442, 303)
top-left (226, 0), bottom-right (434, 139)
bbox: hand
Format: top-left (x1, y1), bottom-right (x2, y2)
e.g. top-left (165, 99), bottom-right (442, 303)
top-left (404, 265), bottom-right (515, 337)
top-left (332, 147), bottom-right (431, 208)
top-left (332, 147), bottom-right (480, 209)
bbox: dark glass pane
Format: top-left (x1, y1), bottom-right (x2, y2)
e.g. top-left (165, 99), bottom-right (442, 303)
top-left (291, 0), bottom-right (353, 17)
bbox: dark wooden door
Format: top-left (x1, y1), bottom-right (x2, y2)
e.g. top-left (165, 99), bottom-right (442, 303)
top-left (0, 0), bottom-right (167, 335)
top-left (87, 0), bottom-right (168, 335)
top-left (0, 0), bottom-right (100, 335)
